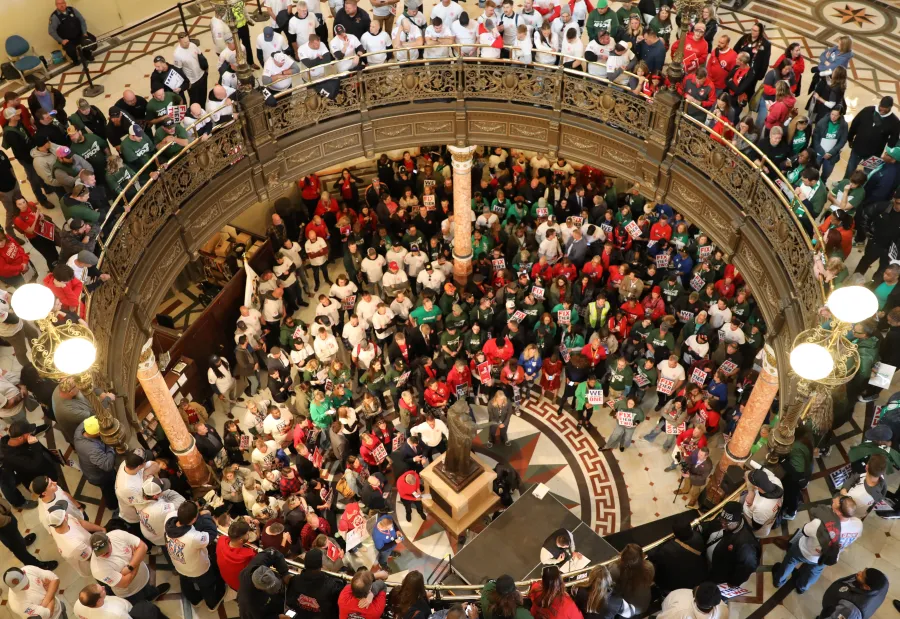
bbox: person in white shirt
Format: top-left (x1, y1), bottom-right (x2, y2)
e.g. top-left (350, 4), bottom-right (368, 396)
top-left (451, 13), bottom-right (478, 56)
top-left (205, 84), bottom-right (235, 123)
top-left (773, 495), bottom-right (862, 592)
top-left (570, 0), bottom-right (589, 25)
top-left (327, 0), bottom-right (344, 17)
top-left (431, 0), bottom-right (463, 31)
top-left (182, 103), bottom-right (212, 140)
top-left (262, 51), bottom-right (300, 92)
top-left (538, 228), bottom-right (563, 263)
top-left (535, 217), bottom-right (561, 244)
top-left (218, 39), bottom-right (238, 75)
top-left (330, 274), bottom-right (359, 321)
top-left (290, 3), bottom-right (320, 52)
top-left (392, 17), bottom-right (424, 61)
top-left (47, 505), bottom-right (105, 578)
top-left (533, 22), bottom-right (559, 65)
top-left (4, 565), bottom-right (65, 619)
top-left (496, 0), bottom-right (520, 46)
top-left (251, 438), bottom-right (280, 475)
top-left (708, 298), bottom-right (732, 329)
top-left (519, 0), bottom-right (544, 34)
top-left (210, 8), bottom-right (231, 54)
top-left (304, 230), bottom-right (331, 289)
top-left (657, 583), bottom-right (728, 619)
top-left (89, 530), bottom-right (165, 601)
top-left (297, 35), bottom-right (330, 81)
top-left (742, 466), bottom-right (783, 537)
top-left (361, 247), bottom-right (387, 296)
top-left (424, 18), bottom-right (454, 59)
top-left (479, 20), bottom-right (504, 59)
top-left (314, 326), bottom-right (340, 363)
top-left (551, 5), bottom-right (580, 42)
top-left (391, 291), bottom-right (414, 320)
top-left (172, 32), bottom-right (208, 108)
top-left (477, 1), bottom-right (499, 27)
top-left (403, 246), bottom-right (428, 277)
top-left (33, 476), bottom-right (84, 532)
top-left (138, 477), bottom-right (185, 548)
top-left (257, 27), bottom-right (289, 68)
top-left (417, 263), bottom-right (446, 294)
top-left (329, 25), bottom-right (362, 73)
top-left (74, 584), bottom-right (155, 619)
top-left (382, 262), bottom-right (411, 300)
top-left (265, 0), bottom-right (291, 28)
top-left (385, 244), bottom-right (408, 267)
top-left (584, 29), bottom-right (615, 77)
top-left (164, 501), bottom-right (225, 609)
top-left (356, 290), bottom-right (384, 323)
top-left (371, 304), bottom-right (397, 342)
top-left (361, 20), bottom-right (393, 65)
top-left (342, 314), bottom-right (369, 348)
top-left (606, 42), bottom-right (633, 82)
top-left (263, 404), bottom-right (294, 446)
top-left (208, 355), bottom-right (237, 406)
top-left (411, 414), bottom-right (450, 461)
top-left (560, 25), bottom-right (584, 69)
top-left (115, 451), bottom-right (158, 527)
top-left (315, 295), bottom-right (342, 330)
top-left (512, 25), bottom-right (533, 63)
top-left (352, 339), bottom-right (380, 370)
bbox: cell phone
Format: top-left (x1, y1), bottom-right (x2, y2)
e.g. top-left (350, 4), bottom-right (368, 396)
top-left (286, 611), bottom-right (297, 618)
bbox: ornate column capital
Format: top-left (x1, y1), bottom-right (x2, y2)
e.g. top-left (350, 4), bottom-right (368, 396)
top-left (447, 145), bottom-right (477, 174)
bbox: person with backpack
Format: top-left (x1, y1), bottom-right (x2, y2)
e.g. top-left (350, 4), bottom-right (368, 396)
top-left (773, 495), bottom-right (863, 592)
top-left (820, 568), bottom-right (889, 619)
top-left (700, 501), bottom-right (760, 587)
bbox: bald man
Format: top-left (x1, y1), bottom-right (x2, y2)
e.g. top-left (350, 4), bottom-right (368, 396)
top-left (74, 583), bottom-right (167, 619)
top-left (113, 90), bottom-right (148, 124)
top-left (206, 84), bottom-right (235, 125)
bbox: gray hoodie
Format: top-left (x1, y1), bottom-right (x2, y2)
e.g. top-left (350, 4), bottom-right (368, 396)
top-left (31, 146), bottom-right (60, 187)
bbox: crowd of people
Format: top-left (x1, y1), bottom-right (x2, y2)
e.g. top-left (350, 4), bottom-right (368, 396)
top-left (0, 0), bottom-right (896, 618)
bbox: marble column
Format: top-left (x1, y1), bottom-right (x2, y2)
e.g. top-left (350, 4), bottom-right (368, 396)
top-left (705, 346), bottom-right (779, 504)
top-left (448, 145), bottom-right (477, 286)
top-left (136, 347), bottom-right (210, 488)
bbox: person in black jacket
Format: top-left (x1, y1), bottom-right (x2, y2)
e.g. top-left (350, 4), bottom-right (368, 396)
top-left (238, 548), bottom-right (291, 619)
top-left (149, 56), bottom-right (189, 97)
top-left (34, 108), bottom-right (70, 147)
top-left (0, 421), bottom-right (60, 495)
top-left (287, 547), bottom-right (344, 619)
top-left (192, 422), bottom-right (224, 461)
top-left (700, 501), bottom-right (760, 587)
top-left (820, 568), bottom-right (889, 619)
top-left (1, 109), bottom-right (51, 207)
top-left (732, 23), bottom-right (771, 85)
top-left (27, 80), bottom-right (67, 125)
top-left (855, 192), bottom-right (900, 278)
top-left (394, 434), bottom-right (426, 474)
top-left (647, 523), bottom-right (709, 595)
top-left (845, 96), bottom-right (900, 180)
top-left (333, 0), bottom-right (371, 39)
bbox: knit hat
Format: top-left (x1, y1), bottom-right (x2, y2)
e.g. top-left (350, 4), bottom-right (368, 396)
top-left (719, 501), bottom-right (743, 523)
top-left (880, 96), bottom-right (894, 109)
top-left (251, 566), bottom-right (283, 594)
top-left (885, 146), bottom-right (900, 160)
top-left (305, 548), bottom-right (324, 569)
top-left (78, 98), bottom-right (91, 111)
top-left (83, 416), bottom-right (100, 435)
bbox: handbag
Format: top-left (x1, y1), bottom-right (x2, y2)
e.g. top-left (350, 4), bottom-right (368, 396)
top-left (213, 447), bottom-right (230, 470)
top-left (749, 84), bottom-right (765, 112)
top-left (198, 52), bottom-right (209, 72)
top-left (335, 477), bottom-right (355, 499)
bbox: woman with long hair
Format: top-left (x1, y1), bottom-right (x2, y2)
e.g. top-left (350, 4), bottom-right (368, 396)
top-left (527, 565), bottom-right (582, 619)
top-left (733, 22), bottom-right (770, 84)
top-left (809, 34), bottom-right (853, 95)
top-left (482, 575), bottom-right (528, 619)
top-left (487, 389), bottom-right (513, 448)
top-left (390, 571), bottom-right (432, 619)
top-left (333, 168), bottom-right (361, 210)
top-left (608, 543), bottom-right (655, 613)
top-left (770, 42), bottom-right (805, 96)
top-left (809, 65), bottom-right (847, 126)
top-left (571, 565), bottom-right (635, 619)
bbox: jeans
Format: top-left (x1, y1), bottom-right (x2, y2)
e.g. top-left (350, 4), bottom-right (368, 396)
top-left (817, 152), bottom-right (840, 183)
top-left (0, 516), bottom-right (41, 565)
top-left (773, 532), bottom-right (824, 592)
top-left (643, 418), bottom-right (678, 450)
top-left (125, 582), bottom-right (162, 605)
top-left (309, 264), bottom-right (331, 289)
top-left (0, 468), bottom-right (26, 506)
top-left (607, 424), bottom-right (636, 449)
top-left (180, 566), bottom-right (226, 608)
top-left (755, 97), bottom-right (771, 130)
top-left (376, 541), bottom-right (396, 567)
top-left (21, 161), bottom-right (50, 205)
top-left (844, 150), bottom-right (864, 179)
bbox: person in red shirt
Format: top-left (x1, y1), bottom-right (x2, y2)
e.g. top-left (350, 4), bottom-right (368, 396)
top-left (424, 377), bottom-right (450, 410)
top-left (298, 174), bottom-right (321, 213)
top-left (446, 358), bottom-right (473, 401)
top-left (12, 197), bottom-right (59, 269)
top-left (683, 69), bottom-right (717, 113)
top-left (581, 339), bottom-right (607, 368)
top-left (672, 22), bottom-right (710, 72)
top-left (666, 425), bottom-right (708, 471)
top-left (608, 309), bottom-right (630, 340)
top-left (315, 190), bottom-right (340, 219)
top-left (620, 299), bottom-right (643, 324)
top-left (338, 570), bottom-right (388, 619)
top-left (582, 254), bottom-right (604, 282)
top-left (300, 512), bottom-right (331, 551)
top-left (531, 255), bottom-right (554, 281)
top-left (0, 230), bottom-right (30, 287)
top-left (500, 359), bottom-right (525, 400)
top-left (216, 519), bottom-right (256, 591)
top-left (641, 286), bottom-right (666, 322)
top-left (484, 335), bottom-right (514, 369)
top-left (650, 215), bottom-right (672, 241)
top-left (551, 258), bottom-right (577, 282)
top-left (396, 471), bottom-right (426, 521)
top-left (305, 214), bottom-right (329, 241)
top-left (771, 42), bottom-right (805, 96)
top-left (714, 276), bottom-right (736, 299)
top-left (43, 263), bottom-right (84, 316)
top-left (528, 565), bottom-right (584, 619)
top-left (705, 34), bottom-right (737, 92)
top-left (359, 432), bottom-right (384, 471)
top-left (0, 94), bottom-right (35, 135)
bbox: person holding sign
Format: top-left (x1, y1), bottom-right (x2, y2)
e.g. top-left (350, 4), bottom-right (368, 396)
top-left (607, 397), bottom-right (644, 452)
top-left (665, 426), bottom-right (707, 472)
top-left (607, 357), bottom-right (634, 405)
top-left (447, 359), bottom-right (473, 404)
top-left (642, 396), bottom-right (689, 451)
top-left (574, 375), bottom-right (601, 429)
top-left (655, 355), bottom-right (686, 411)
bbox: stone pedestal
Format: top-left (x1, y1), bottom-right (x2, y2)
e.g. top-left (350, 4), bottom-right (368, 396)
top-left (136, 346), bottom-right (210, 488)
top-left (447, 145), bottom-right (477, 286)
top-left (706, 346), bottom-right (778, 503)
top-left (420, 453), bottom-right (500, 537)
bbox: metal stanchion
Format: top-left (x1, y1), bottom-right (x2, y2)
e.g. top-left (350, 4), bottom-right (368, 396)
top-left (251, 0), bottom-right (267, 20)
top-left (76, 43), bottom-right (104, 97)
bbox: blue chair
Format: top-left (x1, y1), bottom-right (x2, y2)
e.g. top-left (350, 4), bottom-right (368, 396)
top-left (5, 35), bottom-right (47, 80)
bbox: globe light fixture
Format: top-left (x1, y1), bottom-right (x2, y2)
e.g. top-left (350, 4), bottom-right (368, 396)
top-left (789, 342), bottom-right (835, 381)
top-left (53, 337), bottom-right (97, 375)
top-left (10, 284), bottom-right (54, 321)
top-left (827, 286), bottom-right (878, 324)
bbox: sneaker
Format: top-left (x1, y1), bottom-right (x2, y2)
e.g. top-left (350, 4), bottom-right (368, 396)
top-left (515, 411), bottom-right (521, 417)
top-left (664, 464), bottom-right (677, 472)
top-left (781, 512), bottom-right (796, 521)
top-left (38, 561), bottom-right (58, 570)
top-left (859, 393), bottom-right (879, 403)
top-left (24, 533), bottom-right (36, 546)
top-left (21, 500), bottom-right (38, 510)
top-left (618, 446), bottom-right (625, 452)
top-left (405, 514), bottom-right (411, 522)
top-left (152, 584), bottom-right (172, 600)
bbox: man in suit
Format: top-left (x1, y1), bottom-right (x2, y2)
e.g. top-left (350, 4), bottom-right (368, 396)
top-left (572, 185), bottom-right (588, 213)
top-left (394, 435), bottom-right (427, 474)
top-left (565, 228), bottom-right (590, 268)
top-left (406, 323), bottom-right (437, 360)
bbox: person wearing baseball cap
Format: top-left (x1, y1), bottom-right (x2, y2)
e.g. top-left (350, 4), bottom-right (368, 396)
top-left (137, 475), bottom-right (180, 547)
top-left (2, 420), bottom-right (58, 493)
top-left (237, 540), bottom-right (292, 616)
top-left (72, 416), bottom-right (120, 512)
top-left (70, 97), bottom-right (107, 139)
top-left (1, 104), bottom-right (53, 209)
top-left (743, 466), bottom-right (784, 537)
top-left (47, 499), bottom-right (103, 578)
top-left (33, 474), bottom-right (86, 529)
top-left (700, 500), bottom-right (760, 587)
top-left (382, 260), bottom-right (411, 301)
top-left (658, 581), bottom-right (727, 618)
top-left (89, 529), bottom-right (170, 601)
top-left (262, 49), bottom-right (300, 93)
top-left (150, 55), bottom-right (187, 97)
top-left (67, 121), bottom-right (110, 179)
top-left (153, 116), bottom-right (190, 162)
top-left (104, 105), bottom-right (130, 148)
top-left (4, 563), bottom-right (63, 618)
top-left (120, 121), bottom-right (156, 172)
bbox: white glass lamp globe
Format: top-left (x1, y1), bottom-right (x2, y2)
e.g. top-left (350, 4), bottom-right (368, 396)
top-left (54, 337), bottom-right (97, 375)
top-left (827, 286), bottom-right (878, 324)
top-left (790, 342), bottom-right (834, 381)
top-left (10, 284), bottom-right (54, 321)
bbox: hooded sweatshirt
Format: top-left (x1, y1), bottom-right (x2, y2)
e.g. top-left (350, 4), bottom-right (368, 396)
top-left (163, 513), bottom-right (218, 577)
top-left (286, 568), bottom-right (345, 619)
top-left (31, 146), bottom-right (61, 187)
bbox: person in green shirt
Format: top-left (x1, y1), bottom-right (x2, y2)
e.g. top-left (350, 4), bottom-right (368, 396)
top-left (153, 118), bottom-right (190, 163)
top-left (535, 315), bottom-right (557, 353)
top-left (631, 317), bottom-right (653, 343)
top-left (586, 0), bottom-right (620, 41)
top-left (445, 304), bottom-right (469, 332)
top-left (786, 148), bottom-right (813, 187)
top-left (120, 125), bottom-right (156, 175)
top-left (826, 170), bottom-right (867, 217)
top-left (402, 225), bottom-right (425, 249)
top-left (616, 0), bottom-right (642, 26)
top-left (439, 325), bottom-right (463, 368)
top-left (463, 323), bottom-right (484, 357)
top-left (551, 301), bottom-right (579, 326)
top-left (105, 155), bottom-right (140, 203)
top-left (504, 199), bottom-right (528, 225)
top-left (633, 357), bottom-right (658, 399)
top-left (788, 117), bottom-right (811, 156)
top-left (530, 197), bottom-right (553, 220)
top-left (793, 167), bottom-right (827, 218)
top-left (519, 295), bottom-right (544, 329)
top-left (647, 323), bottom-right (675, 358)
top-left (607, 357), bottom-right (634, 401)
top-left (385, 358), bottom-right (409, 407)
top-left (480, 577), bottom-right (534, 619)
top-left (471, 298), bottom-right (496, 331)
top-left (439, 285), bottom-right (458, 316)
top-left (490, 190), bottom-right (512, 217)
top-left (472, 230), bottom-right (492, 259)
top-left (68, 127), bottom-right (109, 177)
top-left (649, 5), bottom-right (674, 46)
top-left (410, 298), bottom-right (442, 327)
top-left (145, 88), bottom-right (183, 125)
top-left (309, 390), bottom-right (334, 429)
top-left (874, 265), bottom-right (899, 309)
top-left (574, 375), bottom-right (601, 429)
top-left (607, 397), bottom-right (645, 451)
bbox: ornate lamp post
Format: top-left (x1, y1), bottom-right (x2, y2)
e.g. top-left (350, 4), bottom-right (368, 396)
top-left (768, 285), bottom-right (878, 462)
top-left (12, 284), bottom-right (130, 452)
top-left (209, 0), bottom-right (256, 92)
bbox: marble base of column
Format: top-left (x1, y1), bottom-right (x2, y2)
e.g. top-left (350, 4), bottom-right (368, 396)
top-left (453, 250), bottom-right (473, 286)
top-left (173, 437), bottom-right (212, 488)
top-left (706, 346), bottom-right (779, 504)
